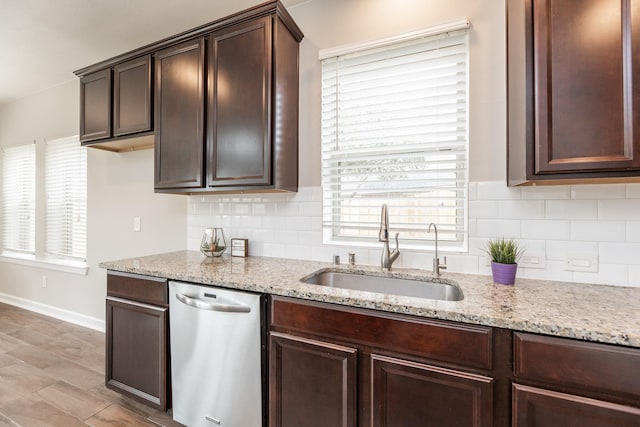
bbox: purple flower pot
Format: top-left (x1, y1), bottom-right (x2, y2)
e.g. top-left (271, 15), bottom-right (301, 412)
top-left (491, 261), bottom-right (518, 285)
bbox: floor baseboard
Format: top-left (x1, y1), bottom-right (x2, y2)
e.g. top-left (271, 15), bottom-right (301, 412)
top-left (0, 292), bottom-right (105, 332)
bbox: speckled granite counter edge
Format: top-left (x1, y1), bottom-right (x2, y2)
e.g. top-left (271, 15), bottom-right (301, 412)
top-left (100, 251), bottom-right (640, 348)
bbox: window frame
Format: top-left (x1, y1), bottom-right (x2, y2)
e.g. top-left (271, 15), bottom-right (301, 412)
top-left (319, 21), bottom-right (470, 252)
top-left (0, 136), bottom-right (88, 275)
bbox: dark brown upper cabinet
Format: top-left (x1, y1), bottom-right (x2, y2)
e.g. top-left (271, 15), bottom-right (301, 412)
top-left (154, 39), bottom-right (205, 190)
top-left (207, 17), bottom-right (272, 188)
top-left (113, 56), bottom-right (152, 137)
top-left (77, 55), bottom-right (154, 151)
top-left (154, 7), bottom-right (302, 194)
top-left (202, 12), bottom-right (300, 193)
top-left (74, 1), bottom-right (302, 191)
top-left (79, 68), bottom-right (112, 142)
top-left (508, 0), bottom-right (640, 185)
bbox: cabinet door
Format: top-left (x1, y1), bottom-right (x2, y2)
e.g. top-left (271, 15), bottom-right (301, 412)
top-left (533, 0), bottom-right (640, 173)
top-left (370, 354), bottom-right (493, 427)
top-left (269, 332), bottom-right (357, 427)
top-left (80, 68), bottom-right (111, 142)
top-left (105, 296), bottom-right (168, 410)
top-left (513, 384), bottom-right (640, 427)
top-left (207, 16), bottom-right (272, 187)
top-left (113, 55), bottom-right (152, 137)
top-left (155, 38), bottom-right (205, 189)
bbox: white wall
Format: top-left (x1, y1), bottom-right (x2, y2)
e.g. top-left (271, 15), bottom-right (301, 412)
top-left (0, 80), bottom-right (187, 324)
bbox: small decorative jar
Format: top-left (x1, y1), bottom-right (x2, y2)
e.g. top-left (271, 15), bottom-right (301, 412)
top-left (200, 228), bottom-right (227, 257)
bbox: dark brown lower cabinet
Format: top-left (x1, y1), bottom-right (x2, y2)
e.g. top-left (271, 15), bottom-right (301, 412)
top-left (269, 296), bottom-right (498, 427)
top-left (106, 271), bottom-right (169, 411)
top-left (513, 384), bottom-right (640, 427)
top-left (372, 354), bottom-right (493, 427)
top-left (106, 297), bottom-right (167, 408)
top-left (269, 332), bottom-right (357, 427)
top-left (513, 332), bottom-right (640, 426)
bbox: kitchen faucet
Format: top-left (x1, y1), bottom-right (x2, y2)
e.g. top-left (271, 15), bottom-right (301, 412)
top-left (427, 222), bottom-right (447, 277)
top-left (379, 204), bottom-right (400, 271)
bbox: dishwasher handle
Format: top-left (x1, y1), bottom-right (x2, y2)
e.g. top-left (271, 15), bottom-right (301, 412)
top-left (175, 293), bottom-right (251, 313)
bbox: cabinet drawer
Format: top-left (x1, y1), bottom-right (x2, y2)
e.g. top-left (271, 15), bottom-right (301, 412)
top-left (514, 332), bottom-right (640, 399)
top-left (270, 296), bottom-right (493, 370)
top-left (107, 271), bottom-right (168, 306)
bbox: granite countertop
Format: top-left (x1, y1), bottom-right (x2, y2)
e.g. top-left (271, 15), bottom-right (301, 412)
top-left (100, 250), bottom-right (640, 348)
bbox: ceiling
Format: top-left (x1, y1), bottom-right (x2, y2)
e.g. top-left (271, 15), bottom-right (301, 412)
top-left (0, 0), bottom-right (308, 106)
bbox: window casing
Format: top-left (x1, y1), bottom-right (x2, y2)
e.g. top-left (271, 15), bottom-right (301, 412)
top-left (320, 26), bottom-right (469, 251)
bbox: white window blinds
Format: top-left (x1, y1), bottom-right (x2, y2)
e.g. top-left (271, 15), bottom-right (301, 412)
top-left (45, 136), bottom-right (87, 260)
top-left (2, 143), bottom-right (36, 254)
top-left (321, 28), bottom-right (469, 250)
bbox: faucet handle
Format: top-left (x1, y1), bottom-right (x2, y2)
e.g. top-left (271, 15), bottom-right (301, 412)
top-left (393, 232), bottom-right (400, 252)
top-left (441, 256), bottom-right (447, 271)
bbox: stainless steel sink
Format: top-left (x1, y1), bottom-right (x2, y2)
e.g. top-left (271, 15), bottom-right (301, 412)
top-left (301, 270), bottom-right (463, 301)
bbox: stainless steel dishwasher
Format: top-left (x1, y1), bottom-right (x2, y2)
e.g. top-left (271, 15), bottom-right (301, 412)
top-left (169, 281), bottom-right (265, 427)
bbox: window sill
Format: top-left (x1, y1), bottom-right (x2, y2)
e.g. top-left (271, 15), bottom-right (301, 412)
top-left (0, 254), bottom-right (88, 275)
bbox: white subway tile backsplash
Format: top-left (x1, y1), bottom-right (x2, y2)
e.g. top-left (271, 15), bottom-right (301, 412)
top-left (627, 184), bottom-right (640, 198)
top-left (599, 242), bottom-right (640, 264)
top-left (546, 200), bottom-right (597, 220)
top-left (185, 183), bottom-right (640, 288)
top-left (521, 220), bottom-right (570, 240)
top-left (286, 216), bottom-right (313, 231)
top-left (477, 181), bottom-right (521, 200)
top-left (234, 203), bottom-right (251, 215)
top-left (469, 201), bottom-right (498, 219)
top-left (299, 201), bottom-right (322, 217)
top-left (573, 264), bottom-right (629, 286)
top-left (468, 182), bottom-right (478, 201)
top-left (570, 184), bottom-right (626, 200)
top-left (598, 199), bottom-right (640, 220)
top-left (467, 237), bottom-right (489, 256)
top-left (521, 185), bottom-right (570, 200)
top-left (262, 243), bottom-right (287, 258)
top-left (571, 221), bottom-right (625, 242)
top-left (546, 240), bottom-right (598, 261)
top-left (629, 266), bottom-right (640, 287)
top-left (521, 260), bottom-right (573, 282)
top-left (276, 202), bottom-right (300, 216)
top-left (627, 222), bottom-right (640, 242)
top-left (476, 219), bottom-right (521, 238)
top-left (445, 254), bottom-right (479, 274)
top-left (285, 245), bottom-right (313, 260)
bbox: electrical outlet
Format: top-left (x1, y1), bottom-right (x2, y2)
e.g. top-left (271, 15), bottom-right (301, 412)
top-left (565, 256), bottom-right (598, 273)
top-left (41, 276), bottom-right (47, 288)
top-left (519, 254), bottom-right (546, 269)
top-left (133, 217), bottom-right (141, 232)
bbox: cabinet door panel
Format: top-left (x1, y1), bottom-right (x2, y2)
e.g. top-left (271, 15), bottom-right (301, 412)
top-left (114, 55), bottom-right (152, 136)
top-left (80, 69), bottom-right (111, 142)
top-left (513, 384), bottom-right (640, 427)
top-left (534, 0), bottom-right (640, 173)
top-left (371, 354), bottom-right (493, 427)
top-left (155, 38), bottom-right (205, 189)
top-left (106, 297), bottom-right (168, 410)
top-left (207, 17), bottom-right (272, 187)
top-left (269, 332), bottom-right (357, 427)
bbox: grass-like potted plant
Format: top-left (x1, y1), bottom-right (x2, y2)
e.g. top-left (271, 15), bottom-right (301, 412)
top-left (484, 237), bottom-right (524, 285)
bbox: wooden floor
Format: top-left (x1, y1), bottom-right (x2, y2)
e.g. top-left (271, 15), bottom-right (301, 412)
top-left (0, 302), bottom-right (183, 426)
